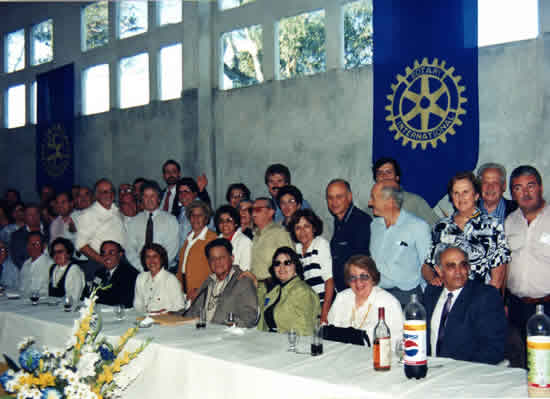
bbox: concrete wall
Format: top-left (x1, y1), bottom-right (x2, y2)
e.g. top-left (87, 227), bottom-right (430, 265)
top-left (0, 0), bottom-right (548, 239)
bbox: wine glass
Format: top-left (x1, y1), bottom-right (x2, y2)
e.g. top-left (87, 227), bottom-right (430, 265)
top-left (30, 290), bottom-right (40, 306)
top-left (287, 328), bottom-right (298, 352)
top-left (114, 305), bottom-right (126, 321)
top-left (63, 295), bottom-right (73, 312)
top-left (395, 337), bottom-right (405, 364)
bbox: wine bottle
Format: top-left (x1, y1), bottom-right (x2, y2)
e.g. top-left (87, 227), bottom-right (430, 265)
top-left (373, 307), bottom-right (391, 371)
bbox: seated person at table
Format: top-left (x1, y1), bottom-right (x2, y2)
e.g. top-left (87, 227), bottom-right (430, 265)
top-left (134, 243), bottom-right (187, 314)
top-left (257, 247), bottom-right (320, 335)
top-left (19, 232), bottom-right (51, 298)
top-left (0, 240), bottom-right (19, 289)
top-left (423, 245), bottom-right (507, 365)
top-left (48, 237), bottom-right (85, 301)
top-left (91, 240), bottom-right (138, 308)
top-left (186, 238), bottom-right (258, 327)
top-left (328, 255), bottom-right (403, 349)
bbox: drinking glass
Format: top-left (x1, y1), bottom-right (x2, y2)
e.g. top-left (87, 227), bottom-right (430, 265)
top-left (30, 290), bottom-right (40, 306)
top-left (395, 337), bottom-right (405, 364)
top-left (63, 295), bottom-right (73, 312)
top-left (114, 305), bottom-right (126, 321)
top-left (196, 305), bottom-right (207, 329)
top-left (287, 328), bottom-right (298, 352)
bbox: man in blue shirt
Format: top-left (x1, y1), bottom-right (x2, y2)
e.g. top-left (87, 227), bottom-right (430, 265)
top-left (326, 179), bottom-right (371, 293)
top-left (368, 182), bottom-right (431, 307)
top-left (264, 164), bottom-right (311, 223)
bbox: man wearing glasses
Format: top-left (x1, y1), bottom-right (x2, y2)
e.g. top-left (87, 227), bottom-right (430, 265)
top-left (249, 197), bottom-right (293, 289)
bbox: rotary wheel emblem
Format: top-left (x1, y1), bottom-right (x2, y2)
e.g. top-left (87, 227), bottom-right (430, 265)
top-left (41, 123), bottom-right (71, 178)
top-left (385, 58), bottom-right (467, 150)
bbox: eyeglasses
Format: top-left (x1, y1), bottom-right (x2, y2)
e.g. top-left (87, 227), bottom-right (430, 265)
top-left (0, 248), bottom-right (7, 253)
top-left (53, 249), bottom-right (68, 255)
top-left (120, 188), bottom-right (134, 194)
top-left (273, 260), bottom-right (293, 267)
top-left (347, 274), bottom-right (370, 283)
top-left (178, 189), bottom-right (193, 195)
top-left (219, 217), bottom-right (234, 224)
top-left (280, 199), bottom-right (297, 206)
top-left (230, 193), bottom-right (244, 199)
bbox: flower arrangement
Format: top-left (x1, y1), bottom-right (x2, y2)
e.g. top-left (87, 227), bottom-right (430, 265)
top-left (0, 289), bottom-right (151, 399)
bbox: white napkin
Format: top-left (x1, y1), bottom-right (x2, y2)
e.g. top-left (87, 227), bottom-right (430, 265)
top-left (225, 325), bottom-right (245, 335)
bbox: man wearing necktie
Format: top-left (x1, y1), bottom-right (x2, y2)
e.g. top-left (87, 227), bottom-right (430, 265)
top-left (423, 244), bottom-right (507, 365)
top-left (126, 180), bottom-right (179, 272)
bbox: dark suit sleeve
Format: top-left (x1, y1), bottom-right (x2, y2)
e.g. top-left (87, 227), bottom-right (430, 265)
top-left (471, 287), bottom-right (507, 365)
top-left (352, 212), bottom-right (371, 256)
top-left (198, 189), bottom-right (211, 207)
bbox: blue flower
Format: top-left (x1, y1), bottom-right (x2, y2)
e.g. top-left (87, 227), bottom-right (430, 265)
top-left (98, 345), bottom-right (115, 361)
top-left (19, 348), bottom-right (41, 372)
top-left (0, 371), bottom-right (13, 392)
top-left (41, 388), bottom-right (62, 399)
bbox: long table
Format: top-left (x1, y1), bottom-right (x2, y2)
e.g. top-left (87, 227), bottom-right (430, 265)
top-left (0, 296), bottom-right (527, 398)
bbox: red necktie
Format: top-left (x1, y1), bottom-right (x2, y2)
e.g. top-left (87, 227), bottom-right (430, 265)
top-left (163, 189), bottom-right (171, 211)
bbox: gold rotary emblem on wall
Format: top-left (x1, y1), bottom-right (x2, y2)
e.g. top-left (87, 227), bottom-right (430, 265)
top-left (385, 58), bottom-right (467, 150)
top-left (40, 123), bottom-right (71, 177)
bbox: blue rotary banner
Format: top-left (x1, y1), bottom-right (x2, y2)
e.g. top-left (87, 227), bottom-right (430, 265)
top-left (36, 63), bottom-right (74, 194)
top-left (372, 0), bottom-right (478, 207)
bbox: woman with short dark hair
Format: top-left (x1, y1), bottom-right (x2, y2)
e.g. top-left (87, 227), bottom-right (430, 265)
top-left (214, 205), bottom-right (252, 271)
top-left (257, 247), bottom-right (320, 336)
top-left (134, 243), bottom-right (187, 314)
top-left (48, 237), bottom-right (85, 301)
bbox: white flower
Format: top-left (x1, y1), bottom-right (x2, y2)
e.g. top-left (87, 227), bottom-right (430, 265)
top-left (17, 336), bottom-right (34, 351)
top-left (76, 352), bottom-right (100, 379)
top-left (66, 335), bottom-right (77, 350)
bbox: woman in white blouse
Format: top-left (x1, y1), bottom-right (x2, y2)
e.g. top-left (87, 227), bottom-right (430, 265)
top-left (48, 237), bottom-right (85, 302)
top-left (214, 205), bottom-right (251, 271)
top-left (134, 243), bottom-right (186, 314)
top-left (328, 255), bottom-right (403, 348)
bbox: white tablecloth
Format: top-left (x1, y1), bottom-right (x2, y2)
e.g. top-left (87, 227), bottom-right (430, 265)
top-left (0, 296), bottom-right (527, 398)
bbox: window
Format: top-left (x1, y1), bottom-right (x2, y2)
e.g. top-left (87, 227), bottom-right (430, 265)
top-left (30, 81), bottom-right (37, 124)
top-left (83, 64), bottom-right (110, 115)
top-left (5, 29), bottom-right (25, 73)
top-left (278, 10), bottom-right (326, 80)
top-left (219, 0), bottom-right (255, 11)
top-left (221, 25), bottom-right (263, 90)
top-left (344, 0), bottom-right (373, 69)
top-left (119, 53), bottom-right (149, 108)
top-left (82, 1), bottom-right (109, 51)
top-left (159, 43), bottom-right (182, 100)
top-left (31, 19), bottom-right (53, 66)
top-left (5, 84), bottom-right (26, 128)
top-left (119, 1), bottom-right (148, 39)
top-left (478, 0), bottom-right (538, 46)
top-left (158, 0), bottom-right (182, 25)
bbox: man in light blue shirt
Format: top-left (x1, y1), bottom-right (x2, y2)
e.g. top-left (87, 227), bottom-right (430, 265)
top-left (0, 240), bottom-right (19, 289)
top-left (368, 182), bottom-right (431, 308)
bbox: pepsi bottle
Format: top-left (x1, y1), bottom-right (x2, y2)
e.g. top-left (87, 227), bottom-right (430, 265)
top-left (404, 294), bottom-right (428, 379)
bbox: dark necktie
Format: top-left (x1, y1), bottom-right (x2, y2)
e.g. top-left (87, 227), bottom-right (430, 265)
top-left (163, 190), bottom-right (171, 212)
top-left (436, 292), bottom-right (453, 356)
top-left (145, 212), bottom-right (154, 246)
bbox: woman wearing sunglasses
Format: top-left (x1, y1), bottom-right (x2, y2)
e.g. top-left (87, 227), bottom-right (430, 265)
top-left (257, 246), bottom-right (320, 336)
top-left (328, 255), bottom-right (403, 348)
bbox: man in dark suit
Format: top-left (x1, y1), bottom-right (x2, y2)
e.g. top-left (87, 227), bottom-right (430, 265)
top-left (92, 240), bottom-right (138, 308)
top-left (424, 245), bottom-right (507, 365)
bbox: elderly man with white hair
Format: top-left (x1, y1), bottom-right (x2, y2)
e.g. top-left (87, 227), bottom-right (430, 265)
top-left (477, 162), bottom-right (518, 225)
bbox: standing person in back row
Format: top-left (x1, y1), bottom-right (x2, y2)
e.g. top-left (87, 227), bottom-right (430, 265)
top-left (326, 179), bottom-right (371, 293)
top-left (264, 164), bottom-right (311, 223)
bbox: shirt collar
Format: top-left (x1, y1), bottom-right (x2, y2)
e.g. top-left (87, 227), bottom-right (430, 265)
top-left (335, 204), bottom-right (355, 225)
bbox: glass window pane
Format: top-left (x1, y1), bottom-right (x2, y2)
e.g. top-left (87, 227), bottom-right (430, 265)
top-left (219, 0), bottom-right (255, 11)
top-left (6, 84), bottom-right (26, 128)
top-left (221, 25), bottom-right (263, 90)
top-left (31, 19), bottom-right (53, 66)
top-left (159, 0), bottom-right (182, 25)
top-left (82, 1), bottom-right (109, 51)
top-left (278, 10), bottom-right (326, 80)
top-left (344, 0), bottom-right (373, 69)
top-left (119, 53), bottom-right (149, 108)
top-left (31, 81), bottom-right (37, 124)
top-left (159, 43), bottom-right (182, 100)
top-left (83, 64), bottom-right (110, 115)
top-left (119, 0), bottom-right (148, 39)
top-left (5, 29), bottom-right (25, 73)
top-left (478, 0), bottom-right (538, 47)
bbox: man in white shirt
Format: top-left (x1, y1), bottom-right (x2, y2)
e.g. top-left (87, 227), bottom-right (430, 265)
top-left (49, 191), bottom-right (77, 244)
top-left (75, 179), bottom-right (127, 281)
top-left (126, 180), bottom-right (179, 271)
top-left (19, 232), bottom-right (52, 298)
top-left (505, 165), bottom-right (550, 366)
